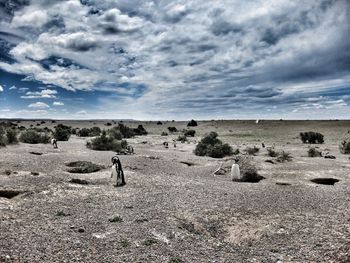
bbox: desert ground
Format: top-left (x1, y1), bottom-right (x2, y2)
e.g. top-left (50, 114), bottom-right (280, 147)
top-left (0, 120), bottom-right (349, 262)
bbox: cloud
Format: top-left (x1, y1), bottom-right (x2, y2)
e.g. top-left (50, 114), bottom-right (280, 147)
top-left (76, 110), bottom-right (87, 115)
top-left (0, 85), bottom-right (3, 92)
top-left (28, 102), bottom-right (50, 108)
top-left (18, 87), bottom-right (29, 92)
top-left (9, 85), bottom-right (17, 90)
top-left (0, 0), bottom-right (349, 119)
top-left (21, 89), bottom-right (57, 99)
top-left (53, 101), bottom-right (64, 106)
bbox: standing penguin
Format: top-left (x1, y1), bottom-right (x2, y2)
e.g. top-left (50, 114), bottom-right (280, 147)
top-left (111, 156), bottom-right (126, 187)
top-left (230, 158), bottom-right (241, 181)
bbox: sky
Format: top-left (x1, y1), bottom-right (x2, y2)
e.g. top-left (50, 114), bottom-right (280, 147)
top-left (0, 0), bottom-right (349, 120)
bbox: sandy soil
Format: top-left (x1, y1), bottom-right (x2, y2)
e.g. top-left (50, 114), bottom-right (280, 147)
top-left (0, 120), bottom-right (349, 262)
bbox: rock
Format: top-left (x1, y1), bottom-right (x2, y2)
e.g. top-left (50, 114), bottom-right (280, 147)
top-left (31, 172), bottom-right (39, 176)
top-left (78, 228), bottom-right (85, 233)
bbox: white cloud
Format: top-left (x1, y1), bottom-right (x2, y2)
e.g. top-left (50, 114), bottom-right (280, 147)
top-left (21, 89), bottom-right (58, 99)
top-left (0, 85), bottom-right (3, 92)
top-left (53, 101), bottom-right (64, 106)
top-left (28, 102), bottom-right (50, 108)
top-left (11, 7), bottom-right (49, 28)
top-left (9, 85), bottom-right (17, 90)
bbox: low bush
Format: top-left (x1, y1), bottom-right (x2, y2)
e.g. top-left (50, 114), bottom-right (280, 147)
top-left (194, 132), bottom-right (233, 158)
top-left (161, 131), bottom-right (168, 136)
top-left (300, 131), bottom-right (324, 144)
top-left (187, 119), bottom-right (198, 127)
top-left (53, 124), bottom-right (71, 141)
top-left (19, 129), bottom-right (50, 144)
top-left (6, 129), bottom-right (18, 144)
top-left (109, 127), bottom-right (123, 140)
top-left (245, 146), bottom-right (260, 155)
top-left (184, 129), bottom-right (196, 137)
top-left (0, 126), bottom-right (5, 147)
top-left (78, 128), bottom-right (90, 137)
top-left (90, 126), bottom-right (101, 136)
top-left (118, 123), bottom-right (135, 138)
top-left (233, 148), bottom-right (240, 155)
top-left (267, 148), bottom-right (278, 157)
top-left (339, 139), bottom-right (350, 154)
top-left (133, 125), bottom-right (147, 136)
top-left (308, 147), bottom-right (322, 157)
top-left (157, 121), bottom-right (163, 125)
top-left (168, 126), bottom-right (178, 132)
top-left (277, 151), bottom-right (292, 162)
top-left (177, 135), bottom-right (188, 143)
top-left (78, 127), bottom-right (101, 137)
top-left (87, 131), bottom-right (127, 152)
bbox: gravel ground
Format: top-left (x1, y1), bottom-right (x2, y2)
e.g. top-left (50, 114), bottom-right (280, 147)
top-left (0, 120), bottom-right (350, 262)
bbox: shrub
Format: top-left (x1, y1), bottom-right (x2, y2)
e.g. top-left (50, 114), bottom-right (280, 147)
top-left (0, 126), bottom-right (5, 147)
top-left (19, 129), bottom-right (50, 144)
top-left (133, 124), bottom-right (147, 135)
top-left (89, 126), bottom-right (101, 136)
top-left (161, 132), bottom-right (168, 136)
top-left (339, 139), bottom-right (350, 154)
top-left (233, 148), bottom-right (240, 155)
top-left (53, 124), bottom-right (71, 141)
top-left (118, 123), bottom-right (135, 138)
top-left (300, 132), bottom-right (324, 144)
top-left (168, 126), bottom-right (178, 132)
top-left (157, 121), bottom-right (163, 125)
top-left (177, 135), bottom-right (188, 143)
top-left (109, 127), bottom-right (123, 140)
top-left (245, 146), bottom-right (260, 155)
top-left (187, 119), bottom-right (198, 127)
top-left (87, 131), bottom-right (127, 152)
top-left (105, 122), bottom-right (112, 126)
top-left (194, 132), bottom-right (233, 158)
top-left (184, 129), bottom-right (196, 137)
top-left (6, 129), bottom-right (18, 144)
top-left (308, 147), bottom-right (322, 157)
top-left (78, 128), bottom-right (90, 137)
top-left (277, 151), bottom-right (292, 162)
top-left (267, 148), bottom-right (278, 157)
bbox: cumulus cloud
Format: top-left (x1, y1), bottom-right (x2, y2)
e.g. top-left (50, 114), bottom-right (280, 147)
top-left (0, 0), bottom-right (349, 119)
top-left (9, 85), bottom-right (17, 90)
top-left (28, 102), bottom-right (50, 108)
top-left (53, 101), bottom-right (64, 106)
top-left (21, 89), bottom-right (57, 99)
top-left (0, 85), bottom-right (3, 92)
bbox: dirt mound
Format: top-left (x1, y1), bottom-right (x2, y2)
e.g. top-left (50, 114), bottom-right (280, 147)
top-left (66, 161), bottom-right (105, 173)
